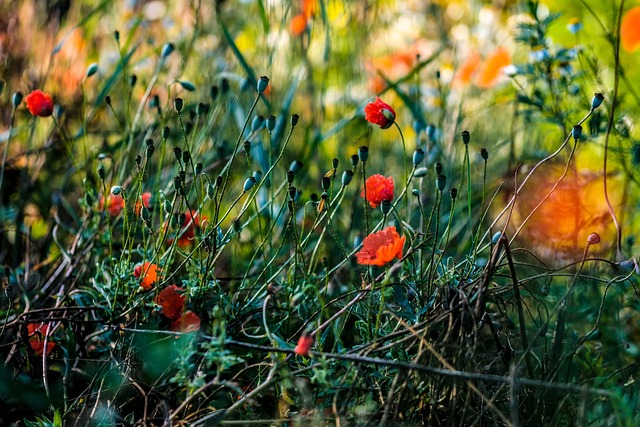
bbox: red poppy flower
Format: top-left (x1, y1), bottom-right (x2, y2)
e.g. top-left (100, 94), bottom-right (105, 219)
top-left (133, 261), bottom-right (160, 290)
top-left (621, 6), bottom-right (640, 52)
top-left (355, 226), bottom-right (406, 267)
top-left (134, 192), bottom-right (153, 216)
top-left (361, 174), bottom-right (394, 208)
top-left (290, 14), bottom-right (308, 36)
top-left (100, 194), bottom-right (125, 216)
top-left (28, 323), bottom-right (55, 356)
top-left (171, 312), bottom-right (201, 333)
top-left (25, 90), bottom-right (54, 117)
top-left (364, 98), bottom-right (396, 129)
top-left (155, 285), bottom-right (185, 321)
top-left (294, 334), bottom-right (314, 357)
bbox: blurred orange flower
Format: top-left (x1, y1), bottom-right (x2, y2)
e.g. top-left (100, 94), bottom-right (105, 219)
top-left (356, 226), bottom-right (406, 267)
top-left (155, 285), bottom-right (185, 321)
top-left (621, 6), bottom-right (640, 52)
top-left (171, 312), bottom-right (201, 333)
top-left (134, 192), bottom-right (153, 216)
top-left (361, 174), bottom-right (394, 208)
top-left (453, 50), bottom-right (481, 87)
top-left (25, 90), bottom-right (54, 117)
top-left (294, 334), bottom-right (313, 357)
top-left (100, 194), bottom-right (125, 216)
top-left (174, 211), bottom-right (206, 247)
top-left (28, 323), bottom-right (55, 356)
top-left (133, 262), bottom-right (160, 290)
top-left (475, 47), bottom-right (510, 88)
top-left (290, 0), bottom-right (316, 36)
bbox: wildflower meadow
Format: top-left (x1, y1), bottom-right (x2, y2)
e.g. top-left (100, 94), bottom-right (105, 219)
top-left (3, 0), bottom-right (640, 425)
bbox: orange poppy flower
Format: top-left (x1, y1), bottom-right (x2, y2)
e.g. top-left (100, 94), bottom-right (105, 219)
top-left (294, 334), bottom-right (314, 357)
top-left (302, 0), bottom-right (316, 18)
top-left (361, 174), bottom-right (394, 208)
top-left (356, 226), bottom-right (406, 267)
top-left (134, 192), bottom-right (153, 216)
top-left (28, 323), bottom-right (55, 356)
top-left (475, 47), bottom-right (510, 88)
top-left (155, 285), bottom-right (185, 321)
top-left (621, 6), bottom-right (640, 52)
top-left (24, 90), bottom-right (54, 117)
top-left (290, 14), bottom-right (308, 36)
top-left (133, 262), bottom-right (160, 290)
top-left (100, 194), bottom-right (125, 216)
top-left (364, 98), bottom-right (396, 129)
top-left (171, 312), bottom-right (201, 333)
top-left (453, 50), bottom-right (481, 87)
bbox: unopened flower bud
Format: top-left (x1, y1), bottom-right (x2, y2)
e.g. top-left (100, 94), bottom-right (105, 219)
top-left (105, 95), bottom-right (111, 106)
top-left (210, 85), bottom-right (219, 101)
top-left (195, 162), bottom-right (203, 175)
top-left (380, 199), bottom-right (391, 215)
top-left (178, 80), bottom-right (196, 91)
top-left (435, 162), bottom-right (443, 175)
top-left (587, 232), bottom-right (600, 245)
top-left (287, 170), bottom-right (295, 184)
top-left (289, 186), bottom-right (297, 200)
top-left (591, 93), bottom-right (604, 109)
top-left (251, 115), bottom-right (265, 132)
top-left (182, 150), bottom-right (191, 164)
top-left (436, 174), bottom-right (446, 192)
top-left (411, 188), bottom-right (420, 197)
top-left (358, 146), bottom-right (369, 163)
top-left (173, 147), bottom-right (182, 161)
top-left (174, 97), bottom-right (183, 112)
top-left (111, 186), bottom-right (122, 196)
top-left (12, 92), bottom-right (23, 108)
top-left (461, 130), bottom-right (470, 145)
top-left (412, 148), bottom-right (425, 166)
top-left (98, 166), bottom-right (106, 180)
top-left (85, 63), bottom-right (99, 79)
top-left (342, 170), bottom-right (354, 186)
top-left (163, 126), bottom-right (170, 139)
top-left (332, 158), bottom-right (339, 169)
top-left (572, 125), bottom-right (582, 141)
top-left (243, 140), bottom-right (251, 154)
top-left (321, 176), bottom-right (331, 191)
top-left (207, 184), bottom-right (215, 199)
top-left (266, 115), bottom-right (276, 131)
top-left (243, 176), bottom-right (256, 192)
top-left (257, 76), bottom-right (269, 93)
top-left (289, 160), bottom-right (303, 173)
top-left (491, 231), bottom-right (503, 244)
top-left (414, 167), bottom-right (428, 178)
top-left (480, 148), bottom-right (489, 160)
top-left (141, 206), bottom-right (151, 221)
top-left (290, 113), bottom-right (299, 127)
top-left (129, 74), bottom-right (137, 87)
top-left (161, 42), bottom-right (175, 59)
top-left (253, 170), bottom-right (263, 182)
top-left (450, 187), bottom-right (458, 199)
top-left (351, 154), bottom-right (359, 168)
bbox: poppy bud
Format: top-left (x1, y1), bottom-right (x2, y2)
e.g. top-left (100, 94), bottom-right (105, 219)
top-left (251, 116), bottom-right (264, 132)
top-left (436, 175), bottom-right (446, 192)
top-left (414, 167), bottom-right (428, 178)
top-left (411, 188), bottom-right (420, 197)
top-left (98, 166), bottom-right (106, 180)
top-left (380, 199), bottom-right (391, 215)
top-left (114, 30), bottom-right (120, 43)
top-left (289, 186), bottom-right (297, 200)
top-left (179, 170), bottom-right (186, 183)
top-left (173, 175), bottom-right (182, 189)
top-left (85, 63), bottom-right (99, 79)
top-left (342, 170), bottom-right (354, 186)
top-left (257, 76), bottom-right (269, 93)
top-left (220, 78), bottom-right (230, 94)
top-left (450, 187), bottom-right (458, 199)
top-left (243, 140), bottom-right (251, 155)
top-left (182, 150), bottom-right (191, 164)
top-left (266, 115), bottom-right (276, 131)
top-left (435, 162), bottom-right (443, 175)
top-left (572, 125), bottom-right (582, 141)
top-left (12, 92), bottom-right (23, 108)
top-left (105, 95), bottom-right (111, 106)
top-left (358, 146), bottom-right (369, 163)
top-left (287, 170), bottom-right (295, 184)
top-left (351, 154), bottom-right (359, 168)
top-left (216, 175), bottom-right (223, 186)
top-left (332, 158), bottom-right (339, 169)
top-left (461, 130), bottom-right (470, 145)
top-left (174, 97), bottom-right (183, 112)
top-left (207, 184), bottom-right (215, 199)
top-left (289, 160), bottom-right (303, 173)
top-left (163, 126), bottom-right (170, 139)
top-left (480, 148), bottom-right (489, 160)
top-left (587, 232), bottom-right (600, 245)
top-left (321, 176), bottom-right (331, 191)
top-left (173, 147), bottom-right (182, 161)
top-left (197, 103), bottom-right (206, 116)
top-left (491, 231), bottom-right (502, 244)
top-left (195, 162), bottom-right (203, 175)
top-left (591, 93), bottom-right (604, 109)
top-left (111, 186), bottom-right (122, 196)
top-left (290, 113), bottom-right (299, 127)
top-left (142, 206), bottom-right (151, 221)
top-left (161, 42), bottom-right (175, 59)
top-left (412, 148), bottom-right (425, 166)
top-left (253, 170), bottom-right (263, 182)
top-left (243, 176), bottom-right (256, 192)
top-left (135, 154), bottom-right (142, 167)
top-left (130, 74), bottom-right (137, 87)
top-left (179, 80), bottom-right (196, 91)
top-left (210, 85), bottom-right (219, 101)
